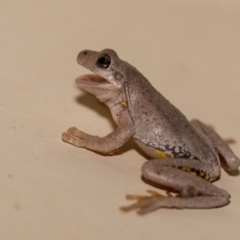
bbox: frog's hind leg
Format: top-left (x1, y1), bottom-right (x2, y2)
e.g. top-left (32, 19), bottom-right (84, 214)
top-left (121, 159), bottom-right (230, 214)
top-left (190, 119), bottom-right (240, 171)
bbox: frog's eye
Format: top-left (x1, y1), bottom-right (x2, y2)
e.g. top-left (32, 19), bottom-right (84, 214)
top-left (96, 54), bottom-right (111, 69)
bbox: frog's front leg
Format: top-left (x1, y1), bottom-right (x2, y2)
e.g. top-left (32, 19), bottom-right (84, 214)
top-left (121, 159), bottom-right (229, 214)
top-left (62, 109), bottom-right (135, 154)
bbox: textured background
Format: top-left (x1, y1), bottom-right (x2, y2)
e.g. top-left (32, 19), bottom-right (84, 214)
top-left (1, 1), bottom-right (240, 239)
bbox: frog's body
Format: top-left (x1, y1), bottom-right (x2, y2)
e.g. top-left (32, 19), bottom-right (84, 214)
top-left (62, 49), bottom-right (240, 214)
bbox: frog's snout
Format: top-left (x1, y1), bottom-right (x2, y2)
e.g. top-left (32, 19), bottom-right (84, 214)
top-left (77, 50), bottom-right (98, 69)
top-left (77, 50), bottom-right (89, 65)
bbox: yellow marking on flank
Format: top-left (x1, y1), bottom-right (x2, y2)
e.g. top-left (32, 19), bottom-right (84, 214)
top-left (180, 167), bottom-right (193, 173)
top-left (181, 167), bottom-right (188, 171)
top-left (205, 175), bottom-right (210, 181)
top-left (120, 101), bottom-right (128, 109)
top-left (190, 171), bottom-right (197, 176)
top-left (154, 150), bottom-right (174, 159)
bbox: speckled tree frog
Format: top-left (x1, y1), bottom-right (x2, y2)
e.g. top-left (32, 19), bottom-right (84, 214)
top-left (62, 49), bottom-right (240, 214)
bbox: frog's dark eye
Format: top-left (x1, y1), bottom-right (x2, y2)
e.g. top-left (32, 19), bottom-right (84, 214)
top-left (96, 54), bottom-right (111, 69)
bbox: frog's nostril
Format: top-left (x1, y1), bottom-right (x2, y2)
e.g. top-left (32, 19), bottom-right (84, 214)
top-left (77, 51), bottom-right (88, 64)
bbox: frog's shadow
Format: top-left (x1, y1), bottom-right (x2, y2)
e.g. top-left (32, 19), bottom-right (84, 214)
top-left (75, 92), bottom-right (149, 158)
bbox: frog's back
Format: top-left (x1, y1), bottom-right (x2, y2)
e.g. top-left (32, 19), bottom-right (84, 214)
top-left (126, 70), bottom-right (214, 160)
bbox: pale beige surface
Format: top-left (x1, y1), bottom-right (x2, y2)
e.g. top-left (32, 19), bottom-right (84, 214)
top-left (1, 1), bottom-right (240, 239)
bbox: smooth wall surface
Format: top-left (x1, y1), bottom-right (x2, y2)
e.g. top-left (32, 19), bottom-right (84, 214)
top-left (1, 1), bottom-right (240, 239)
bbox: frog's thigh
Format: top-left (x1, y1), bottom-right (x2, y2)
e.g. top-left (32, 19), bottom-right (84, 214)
top-left (142, 160), bottom-right (228, 207)
top-left (121, 159), bottom-right (229, 214)
top-left (191, 119), bottom-right (240, 171)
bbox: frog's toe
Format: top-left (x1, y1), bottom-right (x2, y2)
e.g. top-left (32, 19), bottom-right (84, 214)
top-left (62, 132), bottom-right (71, 142)
top-left (62, 132), bottom-right (86, 147)
top-left (120, 196), bottom-right (163, 215)
top-left (66, 127), bottom-right (86, 138)
top-left (146, 189), bottom-right (165, 197)
top-left (67, 127), bottom-right (78, 135)
top-left (124, 190), bottom-right (163, 201)
top-left (120, 197), bottom-right (152, 211)
top-left (67, 127), bottom-right (94, 140)
top-left (121, 190), bottom-right (167, 214)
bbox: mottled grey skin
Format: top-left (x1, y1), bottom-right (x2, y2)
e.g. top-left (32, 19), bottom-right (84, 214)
top-left (62, 49), bottom-right (240, 214)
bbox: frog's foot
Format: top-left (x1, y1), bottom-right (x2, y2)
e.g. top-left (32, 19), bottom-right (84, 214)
top-left (120, 190), bottom-right (173, 215)
top-left (121, 191), bottom-right (230, 215)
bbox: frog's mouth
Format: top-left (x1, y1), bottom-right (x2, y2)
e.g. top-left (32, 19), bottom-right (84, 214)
top-left (75, 73), bottom-right (115, 101)
top-left (75, 74), bottom-right (109, 85)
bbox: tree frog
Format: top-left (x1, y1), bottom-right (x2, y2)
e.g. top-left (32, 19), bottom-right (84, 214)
top-left (62, 49), bottom-right (240, 214)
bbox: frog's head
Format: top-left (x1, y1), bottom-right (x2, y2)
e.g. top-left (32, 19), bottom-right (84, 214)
top-left (76, 49), bottom-right (126, 102)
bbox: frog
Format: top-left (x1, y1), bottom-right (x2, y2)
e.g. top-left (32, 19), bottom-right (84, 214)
top-left (62, 49), bottom-right (240, 214)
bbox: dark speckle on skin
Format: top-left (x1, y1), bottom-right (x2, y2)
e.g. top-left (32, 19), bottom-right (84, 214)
top-left (13, 200), bottom-right (22, 211)
top-left (161, 144), bottom-right (195, 159)
top-left (8, 174), bottom-right (13, 179)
